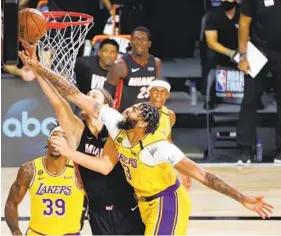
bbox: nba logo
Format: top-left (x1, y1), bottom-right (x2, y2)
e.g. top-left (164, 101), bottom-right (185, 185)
top-left (216, 70), bottom-right (227, 92)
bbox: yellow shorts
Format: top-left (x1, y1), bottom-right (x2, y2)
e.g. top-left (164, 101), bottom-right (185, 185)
top-left (138, 184), bottom-right (191, 235)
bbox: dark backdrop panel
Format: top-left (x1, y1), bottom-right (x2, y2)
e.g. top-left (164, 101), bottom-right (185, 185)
top-left (144, 0), bottom-right (205, 58)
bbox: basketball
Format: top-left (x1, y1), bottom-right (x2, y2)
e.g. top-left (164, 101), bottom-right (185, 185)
top-left (19, 8), bottom-right (47, 43)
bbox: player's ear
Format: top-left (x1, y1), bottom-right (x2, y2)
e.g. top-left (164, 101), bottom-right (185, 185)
top-left (148, 41), bottom-right (152, 48)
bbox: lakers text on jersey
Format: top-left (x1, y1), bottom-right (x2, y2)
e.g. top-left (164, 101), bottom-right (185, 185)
top-left (114, 130), bottom-right (191, 235)
top-left (28, 157), bottom-right (84, 235)
top-left (114, 130), bottom-right (176, 197)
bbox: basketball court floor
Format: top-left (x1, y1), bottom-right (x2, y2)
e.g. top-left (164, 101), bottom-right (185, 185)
top-left (1, 163), bottom-right (281, 235)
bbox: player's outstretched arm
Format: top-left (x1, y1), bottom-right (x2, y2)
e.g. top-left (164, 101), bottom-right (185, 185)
top-left (5, 162), bottom-right (34, 235)
top-left (50, 136), bottom-right (118, 175)
top-left (36, 76), bottom-right (84, 147)
top-left (151, 141), bottom-right (273, 219)
top-left (19, 43), bottom-right (84, 147)
top-left (174, 157), bottom-right (274, 219)
top-left (104, 59), bottom-right (127, 97)
top-left (18, 49), bottom-right (102, 120)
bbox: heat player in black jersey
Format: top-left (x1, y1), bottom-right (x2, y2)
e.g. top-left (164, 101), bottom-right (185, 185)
top-left (74, 39), bottom-right (119, 95)
top-left (104, 26), bottom-right (162, 112)
top-left (21, 56), bottom-right (144, 234)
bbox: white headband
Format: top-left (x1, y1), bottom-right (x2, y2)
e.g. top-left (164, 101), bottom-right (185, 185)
top-left (149, 80), bottom-right (171, 92)
top-left (49, 126), bottom-right (63, 138)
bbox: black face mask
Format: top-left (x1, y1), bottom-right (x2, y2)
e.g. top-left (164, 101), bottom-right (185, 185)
top-left (222, 1), bottom-right (237, 11)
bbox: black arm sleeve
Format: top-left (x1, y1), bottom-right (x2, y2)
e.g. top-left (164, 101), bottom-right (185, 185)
top-left (204, 11), bottom-right (217, 31)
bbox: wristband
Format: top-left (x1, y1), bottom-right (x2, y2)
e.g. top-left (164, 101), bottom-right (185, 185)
top-left (239, 53), bottom-right (247, 62)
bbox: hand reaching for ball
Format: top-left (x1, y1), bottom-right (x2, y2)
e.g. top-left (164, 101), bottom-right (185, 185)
top-left (19, 40), bottom-right (39, 69)
top-left (18, 50), bottom-right (37, 72)
top-left (21, 40), bottom-right (39, 63)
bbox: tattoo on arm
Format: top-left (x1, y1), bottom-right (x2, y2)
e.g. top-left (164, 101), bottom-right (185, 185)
top-left (38, 63), bottom-right (80, 100)
top-left (5, 162), bottom-right (34, 234)
top-left (203, 172), bottom-right (246, 203)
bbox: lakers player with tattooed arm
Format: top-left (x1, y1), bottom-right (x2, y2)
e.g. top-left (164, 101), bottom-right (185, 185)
top-left (20, 45), bottom-right (274, 235)
top-left (147, 79), bottom-right (192, 190)
top-left (4, 126), bottom-right (84, 236)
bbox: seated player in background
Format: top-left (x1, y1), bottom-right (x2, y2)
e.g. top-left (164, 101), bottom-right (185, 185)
top-left (20, 42), bottom-right (274, 235)
top-left (74, 39), bottom-right (119, 94)
top-left (4, 126), bottom-right (85, 236)
top-left (104, 26), bottom-right (161, 112)
top-left (19, 43), bottom-right (145, 235)
top-left (148, 79), bottom-right (192, 190)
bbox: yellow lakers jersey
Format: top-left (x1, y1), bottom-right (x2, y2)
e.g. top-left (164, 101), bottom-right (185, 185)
top-left (115, 130), bottom-right (177, 197)
top-left (29, 157), bottom-right (84, 235)
top-left (158, 106), bottom-right (171, 138)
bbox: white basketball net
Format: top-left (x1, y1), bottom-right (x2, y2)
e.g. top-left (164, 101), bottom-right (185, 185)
top-left (37, 12), bottom-right (94, 84)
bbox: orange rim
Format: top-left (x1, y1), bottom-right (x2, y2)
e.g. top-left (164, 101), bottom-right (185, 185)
top-left (42, 11), bottom-right (94, 29)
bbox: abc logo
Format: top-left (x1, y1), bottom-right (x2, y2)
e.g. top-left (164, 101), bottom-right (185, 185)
top-left (2, 98), bottom-right (56, 138)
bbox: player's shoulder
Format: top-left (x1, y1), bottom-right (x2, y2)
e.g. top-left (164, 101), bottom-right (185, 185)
top-left (208, 7), bottom-right (224, 21)
top-left (167, 109), bottom-right (175, 116)
top-left (18, 161), bottom-right (35, 182)
top-left (20, 160), bottom-right (34, 170)
top-left (154, 56), bottom-right (161, 64)
top-left (168, 109), bottom-right (176, 126)
top-left (111, 57), bottom-right (128, 76)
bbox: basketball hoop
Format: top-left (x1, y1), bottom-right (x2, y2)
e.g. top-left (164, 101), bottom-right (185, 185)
top-left (37, 11), bottom-right (94, 84)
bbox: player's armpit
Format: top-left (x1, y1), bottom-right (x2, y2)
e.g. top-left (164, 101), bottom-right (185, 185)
top-left (5, 162), bottom-right (34, 235)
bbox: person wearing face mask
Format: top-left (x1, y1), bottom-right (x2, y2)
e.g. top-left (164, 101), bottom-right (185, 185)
top-left (205, 0), bottom-right (239, 69)
top-left (203, 0), bottom-right (240, 108)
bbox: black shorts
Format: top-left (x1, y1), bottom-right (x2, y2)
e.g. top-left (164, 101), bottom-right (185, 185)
top-left (88, 207), bottom-right (144, 235)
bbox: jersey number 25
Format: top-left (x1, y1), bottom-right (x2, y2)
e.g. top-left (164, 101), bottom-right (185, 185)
top-left (137, 87), bottom-right (150, 99)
